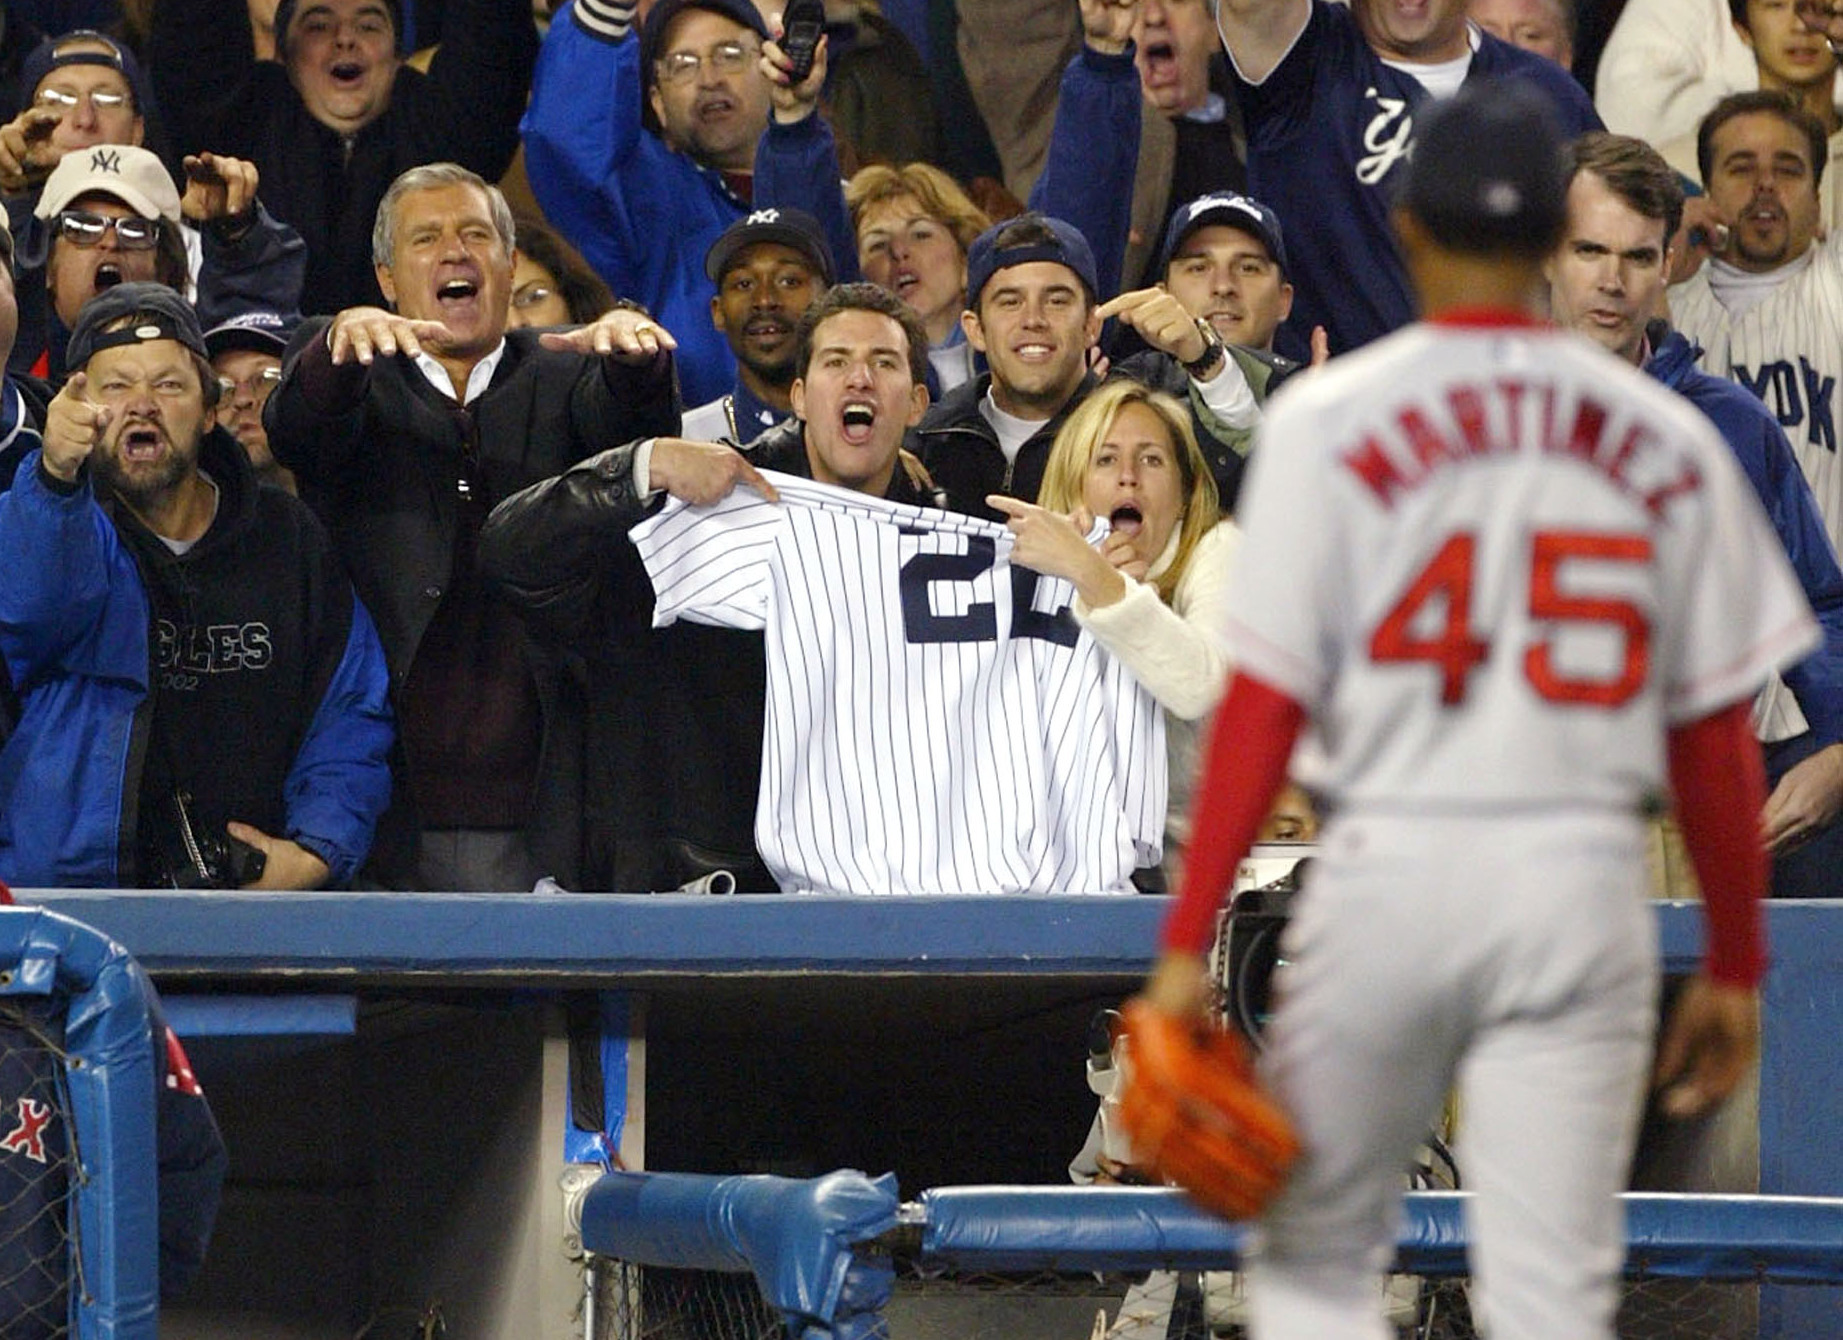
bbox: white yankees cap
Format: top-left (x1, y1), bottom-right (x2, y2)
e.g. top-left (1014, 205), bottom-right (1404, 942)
top-left (36, 143), bottom-right (181, 225)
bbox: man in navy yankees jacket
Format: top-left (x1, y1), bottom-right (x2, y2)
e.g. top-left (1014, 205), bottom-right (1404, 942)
top-left (1216, 0), bottom-right (1600, 362)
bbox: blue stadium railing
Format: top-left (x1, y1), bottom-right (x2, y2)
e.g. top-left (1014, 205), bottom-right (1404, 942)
top-left (0, 905), bottom-right (160, 1340)
top-left (25, 890), bottom-right (1843, 1338)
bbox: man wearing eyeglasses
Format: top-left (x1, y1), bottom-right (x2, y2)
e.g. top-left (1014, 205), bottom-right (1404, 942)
top-left (0, 30), bottom-right (160, 386)
top-left (36, 148), bottom-right (187, 351)
top-left (205, 308), bottom-right (299, 494)
top-left (523, 0), bottom-right (859, 408)
top-left (21, 144), bottom-right (306, 385)
top-left (0, 30), bottom-right (145, 190)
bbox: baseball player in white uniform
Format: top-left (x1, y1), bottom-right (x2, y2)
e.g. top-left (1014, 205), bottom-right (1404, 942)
top-left (1135, 81), bottom-right (1819, 1340)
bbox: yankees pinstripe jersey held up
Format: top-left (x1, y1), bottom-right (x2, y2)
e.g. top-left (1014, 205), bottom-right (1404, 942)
top-left (1671, 241), bottom-right (1843, 563)
top-left (630, 473), bottom-right (1168, 895)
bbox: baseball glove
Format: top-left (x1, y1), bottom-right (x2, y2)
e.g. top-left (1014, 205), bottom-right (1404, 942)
top-left (1115, 1000), bottom-right (1301, 1220)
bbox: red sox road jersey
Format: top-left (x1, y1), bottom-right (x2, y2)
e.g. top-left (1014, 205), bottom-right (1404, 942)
top-left (1229, 316), bottom-right (1818, 810)
top-left (630, 473), bottom-right (1168, 895)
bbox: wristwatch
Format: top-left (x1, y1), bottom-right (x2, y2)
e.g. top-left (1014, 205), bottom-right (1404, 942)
top-left (1182, 317), bottom-right (1227, 380)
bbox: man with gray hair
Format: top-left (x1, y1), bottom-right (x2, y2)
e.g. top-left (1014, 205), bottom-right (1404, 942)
top-left (265, 161), bottom-right (681, 890)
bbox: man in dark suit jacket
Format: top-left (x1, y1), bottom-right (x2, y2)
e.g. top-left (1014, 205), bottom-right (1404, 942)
top-left (265, 162), bottom-right (681, 890)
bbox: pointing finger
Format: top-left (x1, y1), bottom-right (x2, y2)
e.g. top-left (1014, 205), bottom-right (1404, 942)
top-left (401, 318), bottom-right (454, 352)
top-left (985, 494), bottom-right (1035, 518)
top-left (1095, 291), bottom-right (1142, 323)
top-left (220, 159), bottom-right (258, 215)
top-left (628, 318), bottom-right (675, 352)
top-left (21, 107), bottom-right (61, 142)
top-left (737, 457), bottom-right (780, 502)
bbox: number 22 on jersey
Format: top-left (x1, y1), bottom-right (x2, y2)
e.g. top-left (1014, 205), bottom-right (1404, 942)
top-left (1369, 530), bottom-right (1652, 708)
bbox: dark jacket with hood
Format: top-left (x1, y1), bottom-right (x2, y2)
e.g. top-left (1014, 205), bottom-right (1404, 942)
top-left (0, 425), bottom-right (394, 886)
top-left (913, 370), bottom-right (1098, 521)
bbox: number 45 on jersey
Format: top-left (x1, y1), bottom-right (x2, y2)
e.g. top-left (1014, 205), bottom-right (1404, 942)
top-left (1370, 530), bottom-right (1651, 708)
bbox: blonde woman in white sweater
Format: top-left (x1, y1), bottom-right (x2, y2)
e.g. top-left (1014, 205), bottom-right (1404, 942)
top-left (989, 378), bottom-right (1236, 878)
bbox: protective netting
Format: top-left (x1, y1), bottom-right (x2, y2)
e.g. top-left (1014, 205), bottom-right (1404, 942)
top-left (588, 1257), bottom-right (784, 1340)
top-left (0, 1001), bottom-right (74, 1340)
top-left (585, 1258), bottom-right (1822, 1340)
top-left (874, 1265), bottom-right (1767, 1340)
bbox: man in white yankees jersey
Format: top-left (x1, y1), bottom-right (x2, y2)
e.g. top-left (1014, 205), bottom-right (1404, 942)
top-left (1135, 81), bottom-right (1814, 1340)
top-left (484, 280), bottom-right (1166, 893)
top-left (1668, 90), bottom-right (1843, 896)
top-left (479, 283), bottom-right (943, 891)
top-left (1671, 92), bottom-right (1842, 552)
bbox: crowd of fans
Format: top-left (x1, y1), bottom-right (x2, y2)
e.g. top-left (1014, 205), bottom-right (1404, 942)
top-left (0, 0), bottom-right (1839, 900)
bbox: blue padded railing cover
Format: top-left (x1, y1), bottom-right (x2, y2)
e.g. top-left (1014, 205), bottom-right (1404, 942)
top-left (577, 1174), bottom-right (1843, 1339)
top-left (0, 906), bottom-right (159, 1340)
top-left (579, 1169), bottom-right (900, 1340)
top-left (918, 1187), bottom-right (1843, 1282)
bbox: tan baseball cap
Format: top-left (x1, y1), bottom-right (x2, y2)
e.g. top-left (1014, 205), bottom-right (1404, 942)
top-left (35, 144), bottom-right (181, 225)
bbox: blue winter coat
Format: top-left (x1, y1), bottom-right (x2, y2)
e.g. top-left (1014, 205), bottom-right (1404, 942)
top-left (520, 0), bottom-right (860, 408)
top-left (0, 434), bottom-right (394, 887)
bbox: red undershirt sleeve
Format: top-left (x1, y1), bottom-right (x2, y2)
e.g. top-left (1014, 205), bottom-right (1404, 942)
top-left (1160, 671), bottom-right (1308, 955)
top-left (1667, 699), bottom-right (1769, 988)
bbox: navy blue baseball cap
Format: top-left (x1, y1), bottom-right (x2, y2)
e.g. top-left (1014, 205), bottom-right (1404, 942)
top-left (20, 30), bottom-right (151, 115)
top-left (965, 212), bottom-right (1100, 309)
top-left (1157, 191), bottom-right (1289, 277)
top-left (67, 282), bottom-right (209, 371)
top-left (705, 206), bottom-right (837, 286)
top-left (1399, 79), bottom-right (1568, 256)
top-left (203, 308), bottom-right (301, 359)
top-left (640, 0), bottom-right (770, 88)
